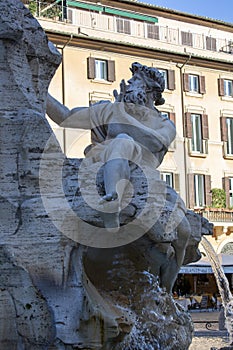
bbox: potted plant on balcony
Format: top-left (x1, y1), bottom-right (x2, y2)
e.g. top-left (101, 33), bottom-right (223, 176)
top-left (28, 0), bottom-right (37, 16)
top-left (210, 188), bottom-right (226, 210)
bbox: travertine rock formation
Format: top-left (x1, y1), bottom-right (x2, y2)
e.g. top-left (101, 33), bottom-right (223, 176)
top-left (0, 1), bottom-right (209, 349)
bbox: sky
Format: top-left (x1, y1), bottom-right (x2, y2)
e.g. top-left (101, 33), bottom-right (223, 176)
top-left (138, 0), bottom-right (233, 24)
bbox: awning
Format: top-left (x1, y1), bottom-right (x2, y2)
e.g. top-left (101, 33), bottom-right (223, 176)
top-left (104, 7), bottom-right (158, 23)
top-left (180, 254), bottom-right (233, 274)
top-left (67, 1), bottom-right (104, 12)
top-left (67, 1), bottom-right (158, 23)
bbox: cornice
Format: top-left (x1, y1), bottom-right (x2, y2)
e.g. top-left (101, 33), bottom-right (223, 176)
top-left (46, 30), bottom-right (233, 72)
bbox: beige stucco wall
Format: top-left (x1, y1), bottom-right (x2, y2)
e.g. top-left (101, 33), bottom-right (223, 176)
top-left (47, 44), bottom-right (233, 202)
top-left (42, 4), bottom-right (233, 212)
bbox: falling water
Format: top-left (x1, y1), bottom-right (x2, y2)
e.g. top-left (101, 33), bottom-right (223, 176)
top-left (201, 236), bottom-right (233, 345)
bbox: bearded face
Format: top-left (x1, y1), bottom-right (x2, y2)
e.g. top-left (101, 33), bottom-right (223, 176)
top-left (123, 87), bottom-right (147, 105)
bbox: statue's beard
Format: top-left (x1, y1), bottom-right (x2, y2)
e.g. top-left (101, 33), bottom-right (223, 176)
top-left (123, 88), bottom-right (147, 105)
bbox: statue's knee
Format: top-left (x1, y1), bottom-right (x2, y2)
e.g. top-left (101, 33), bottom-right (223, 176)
top-left (178, 218), bottom-right (191, 239)
top-left (116, 133), bottom-right (133, 141)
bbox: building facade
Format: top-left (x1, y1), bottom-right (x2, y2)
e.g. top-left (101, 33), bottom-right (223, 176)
top-left (25, 0), bottom-right (233, 258)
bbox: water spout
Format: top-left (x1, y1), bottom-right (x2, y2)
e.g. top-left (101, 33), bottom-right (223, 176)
top-left (201, 236), bottom-right (233, 345)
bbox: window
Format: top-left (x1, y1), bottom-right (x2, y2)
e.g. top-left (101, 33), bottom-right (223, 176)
top-left (87, 57), bottom-right (116, 82)
top-left (147, 23), bottom-right (159, 40)
top-left (220, 117), bottom-right (233, 156)
top-left (181, 31), bottom-right (193, 46)
top-left (227, 118), bottom-right (233, 154)
top-left (222, 176), bottom-right (233, 208)
top-left (191, 114), bottom-right (203, 152)
top-left (185, 113), bottom-right (209, 154)
top-left (67, 8), bottom-right (73, 23)
top-left (194, 174), bottom-right (205, 207)
top-left (161, 111), bottom-right (169, 119)
top-left (160, 172), bottom-right (180, 192)
top-left (183, 73), bottom-right (206, 94)
top-left (224, 80), bottom-right (233, 97)
top-left (160, 111), bottom-right (176, 125)
top-left (159, 69), bottom-right (168, 89)
top-left (161, 172), bottom-right (173, 187)
top-left (189, 75), bottom-right (199, 93)
top-left (116, 18), bottom-right (131, 34)
top-left (230, 178), bottom-right (233, 207)
top-left (218, 78), bottom-right (233, 97)
top-left (158, 69), bottom-right (175, 90)
top-left (206, 36), bottom-right (217, 51)
top-left (95, 59), bottom-right (107, 80)
top-left (188, 174), bottom-right (211, 208)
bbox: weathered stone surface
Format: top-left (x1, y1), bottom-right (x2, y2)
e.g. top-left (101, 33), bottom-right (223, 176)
top-left (0, 246), bottom-right (55, 349)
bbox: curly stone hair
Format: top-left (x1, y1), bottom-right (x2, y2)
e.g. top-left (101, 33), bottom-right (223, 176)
top-left (130, 62), bottom-right (165, 106)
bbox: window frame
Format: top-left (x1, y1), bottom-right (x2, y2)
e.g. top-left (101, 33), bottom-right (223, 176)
top-left (116, 17), bottom-right (131, 34)
top-left (206, 36), bottom-right (217, 51)
top-left (194, 174), bottom-right (206, 208)
top-left (185, 112), bottom-right (209, 156)
top-left (229, 177), bottom-right (233, 208)
top-left (158, 69), bottom-right (168, 90)
top-left (161, 172), bottom-right (173, 187)
top-left (183, 73), bottom-right (206, 94)
top-left (189, 74), bottom-right (199, 93)
top-left (181, 31), bottom-right (193, 46)
top-left (158, 69), bottom-right (175, 90)
top-left (226, 118), bottom-right (233, 155)
top-left (191, 113), bottom-right (203, 153)
top-left (87, 57), bottom-right (116, 82)
top-left (146, 23), bottom-right (160, 40)
top-left (224, 79), bottom-right (233, 97)
top-left (95, 59), bottom-right (107, 80)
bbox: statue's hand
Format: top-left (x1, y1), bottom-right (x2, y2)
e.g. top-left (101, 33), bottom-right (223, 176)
top-left (113, 79), bottom-right (128, 102)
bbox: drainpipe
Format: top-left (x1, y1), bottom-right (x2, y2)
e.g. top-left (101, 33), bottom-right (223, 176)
top-left (176, 53), bottom-right (192, 206)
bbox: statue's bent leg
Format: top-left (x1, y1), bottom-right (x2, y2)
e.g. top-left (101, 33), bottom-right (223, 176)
top-left (171, 217), bottom-right (191, 267)
top-left (160, 257), bottom-right (180, 294)
top-left (99, 134), bottom-right (141, 231)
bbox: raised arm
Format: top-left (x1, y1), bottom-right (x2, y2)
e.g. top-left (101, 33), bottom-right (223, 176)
top-left (46, 93), bottom-right (91, 129)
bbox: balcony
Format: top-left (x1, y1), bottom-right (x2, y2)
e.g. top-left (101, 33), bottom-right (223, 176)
top-left (194, 208), bottom-right (233, 223)
top-left (27, 1), bottom-right (233, 60)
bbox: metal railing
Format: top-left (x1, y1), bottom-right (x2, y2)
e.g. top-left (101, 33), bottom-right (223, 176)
top-left (194, 208), bottom-right (233, 222)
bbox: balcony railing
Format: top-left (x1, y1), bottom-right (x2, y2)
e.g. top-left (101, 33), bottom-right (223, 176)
top-left (194, 208), bottom-right (233, 222)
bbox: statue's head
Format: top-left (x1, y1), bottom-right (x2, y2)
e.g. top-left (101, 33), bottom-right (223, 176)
top-left (126, 62), bottom-right (165, 106)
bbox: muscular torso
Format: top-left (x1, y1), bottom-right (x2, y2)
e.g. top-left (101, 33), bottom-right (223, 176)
top-left (90, 102), bottom-right (176, 157)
